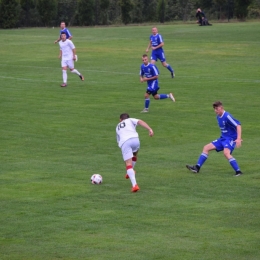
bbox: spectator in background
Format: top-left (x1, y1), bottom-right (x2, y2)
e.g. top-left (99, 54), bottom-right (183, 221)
top-left (196, 8), bottom-right (212, 26)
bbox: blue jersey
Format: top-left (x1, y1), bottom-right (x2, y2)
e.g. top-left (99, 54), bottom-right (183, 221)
top-left (60, 28), bottom-right (72, 39)
top-left (140, 63), bottom-right (159, 92)
top-left (150, 33), bottom-right (166, 62)
top-left (217, 111), bottom-right (240, 140)
top-left (150, 33), bottom-right (164, 50)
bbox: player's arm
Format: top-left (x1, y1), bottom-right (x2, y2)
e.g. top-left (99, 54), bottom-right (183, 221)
top-left (54, 36), bottom-right (61, 44)
top-left (235, 125), bottom-right (242, 148)
top-left (137, 120), bottom-right (154, 137)
top-left (59, 50), bottom-right (62, 59)
top-left (72, 48), bottom-right (76, 60)
top-left (152, 42), bottom-right (164, 50)
top-left (141, 75), bottom-right (158, 82)
top-left (140, 68), bottom-right (145, 83)
top-left (146, 41), bottom-right (152, 53)
top-left (67, 29), bottom-right (73, 40)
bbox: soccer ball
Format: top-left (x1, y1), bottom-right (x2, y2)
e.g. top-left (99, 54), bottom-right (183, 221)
top-left (91, 174), bottom-right (103, 184)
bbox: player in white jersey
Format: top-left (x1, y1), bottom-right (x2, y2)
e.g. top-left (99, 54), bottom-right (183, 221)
top-left (116, 113), bottom-right (154, 192)
top-left (58, 32), bottom-right (84, 87)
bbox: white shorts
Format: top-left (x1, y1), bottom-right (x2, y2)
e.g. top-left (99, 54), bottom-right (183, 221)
top-left (121, 137), bottom-right (140, 161)
top-left (61, 59), bottom-right (74, 69)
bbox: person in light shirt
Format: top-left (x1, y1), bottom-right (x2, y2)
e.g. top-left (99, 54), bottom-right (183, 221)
top-left (116, 113), bottom-right (154, 192)
top-left (58, 32), bottom-right (84, 87)
top-left (186, 101), bottom-right (243, 176)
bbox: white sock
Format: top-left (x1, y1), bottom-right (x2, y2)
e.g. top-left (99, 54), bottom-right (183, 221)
top-left (62, 70), bottom-right (67, 83)
top-left (71, 69), bottom-right (80, 75)
top-left (127, 168), bottom-right (137, 187)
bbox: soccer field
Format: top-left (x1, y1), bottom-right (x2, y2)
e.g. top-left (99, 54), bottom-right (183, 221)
top-left (0, 22), bottom-right (260, 259)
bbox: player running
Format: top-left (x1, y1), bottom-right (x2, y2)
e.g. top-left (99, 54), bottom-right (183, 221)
top-left (116, 113), bottom-right (154, 192)
top-left (146, 27), bottom-right (175, 78)
top-left (140, 54), bottom-right (175, 113)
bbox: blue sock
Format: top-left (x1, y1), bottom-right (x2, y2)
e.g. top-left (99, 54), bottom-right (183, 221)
top-left (166, 64), bottom-right (174, 73)
top-left (229, 158), bottom-right (240, 172)
top-left (197, 153), bottom-right (208, 167)
top-left (158, 94), bottom-right (168, 99)
top-left (145, 98), bottom-right (150, 109)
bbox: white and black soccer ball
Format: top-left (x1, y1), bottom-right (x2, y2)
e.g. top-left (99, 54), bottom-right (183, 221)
top-left (91, 174), bottom-right (103, 184)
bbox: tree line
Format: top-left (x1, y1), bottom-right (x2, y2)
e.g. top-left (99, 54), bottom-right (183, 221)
top-left (0, 0), bottom-right (259, 29)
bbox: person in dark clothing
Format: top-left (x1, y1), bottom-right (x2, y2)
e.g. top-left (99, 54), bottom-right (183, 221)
top-left (196, 8), bottom-right (212, 26)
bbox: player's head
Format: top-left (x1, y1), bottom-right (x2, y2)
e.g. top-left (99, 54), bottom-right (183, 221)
top-left (120, 113), bottom-right (130, 121)
top-left (213, 101), bottom-right (224, 116)
top-left (142, 54), bottom-right (149, 65)
top-left (61, 32), bottom-right (67, 41)
top-left (152, 27), bottom-right (158, 35)
top-left (60, 22), bottom-right (66, 29)
top-left (197, 8), bottom-right (201, 13)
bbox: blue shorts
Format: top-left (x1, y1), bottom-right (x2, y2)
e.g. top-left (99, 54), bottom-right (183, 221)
top-left (151, 50), bottom-right (166, 62)
top-left (146, 88), bottom-right (160, 96)
top-left (212, 137), bottom-right (236, 153)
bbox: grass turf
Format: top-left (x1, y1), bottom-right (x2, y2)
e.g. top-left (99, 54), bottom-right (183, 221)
top-left (0, 22), bottom-right (260, 259)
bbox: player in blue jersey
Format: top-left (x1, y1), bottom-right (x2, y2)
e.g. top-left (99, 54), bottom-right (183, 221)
top-left (146, 27), bottom-right (175, 78)
top-left (54, 22), bottom-right (73, 44)
top-left (186, 101), bottom-right (243, 176)
top-left (140, 54), bottom-right (175, 113)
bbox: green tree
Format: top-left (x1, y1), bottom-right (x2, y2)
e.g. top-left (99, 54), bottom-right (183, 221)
top-left (142, 0), bottom-right (158, 22)
top-left (165, 0), bottom-right (179, 21)
top-left (99, 0), bottom-right (110, 24)
top-left (248, 0), bottom-right (260, 18)
top-left (19, 0), bottom-right (39, 27)
top-left (158, 0), bottom-right (166, 23)
top-left (108, 0), bottom-right (121, 23)
top-left (56, 0), bottom-right (78, 26)
top-left (0, 0), bottom-right (20, 28)
top-left (37, 0), bottom-right (57, 26)
top-left (182, 0), bottom-right (196, 21)
top-left (120, 0), bottom-right (133, 25)
top-left (131, 0), bottom-right (144, 23)
top-left (213, 0), bottom-right (228, 19)
top-left (234, 0), bottom-right (252, 19)
top-left (78, 0), bottom-right (95, 25)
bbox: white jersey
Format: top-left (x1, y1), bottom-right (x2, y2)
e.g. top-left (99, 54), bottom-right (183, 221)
top-left (116, 118), bottom-right (139, 147)
top-left (59, 39), bottom-right (75, 60)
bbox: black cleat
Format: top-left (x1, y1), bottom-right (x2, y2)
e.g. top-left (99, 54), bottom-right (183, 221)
top-left (79, 74), bottom-right (84, 81)
top-left (171, 72), bottom-right (175, 78)
top-left (186, 165), bottom-right (199, 173)
top-left (234, 171), bottom-right (243, 177)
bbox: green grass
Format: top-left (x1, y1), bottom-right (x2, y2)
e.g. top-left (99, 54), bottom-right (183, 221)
top-left (0, 22), bottom-right (260, 259)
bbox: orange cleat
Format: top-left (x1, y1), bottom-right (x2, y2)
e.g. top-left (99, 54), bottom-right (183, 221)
top-left (125, 170), bottom-right (136, 179)
top-left (131, 184), bottom-right (140, 192)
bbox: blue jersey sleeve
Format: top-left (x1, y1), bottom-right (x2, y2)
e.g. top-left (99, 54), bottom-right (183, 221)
top-left (151, 64), bottom-right (159, 76)
top-left (226, 113), bottom-right (240, 127)
top-left (140, 65), bottom-right (144, 76)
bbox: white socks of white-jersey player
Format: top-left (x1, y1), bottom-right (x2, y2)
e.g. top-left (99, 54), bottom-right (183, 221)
top-left (127, 169), bottom-right (137, 187)
top-left (71, 69), bottom-right (80, 75)
top-left (62, 70), bottom-right (67, 83)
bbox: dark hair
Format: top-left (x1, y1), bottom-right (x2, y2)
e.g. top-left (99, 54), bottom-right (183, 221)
top-left (120, 113), bottom-right (130, 120)
top-left (213, 101), bottom-right (223, 108)
top-left (142, 54), bottom-right (148, 58)
top-left (61, 32), bottom-right (66, 35)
